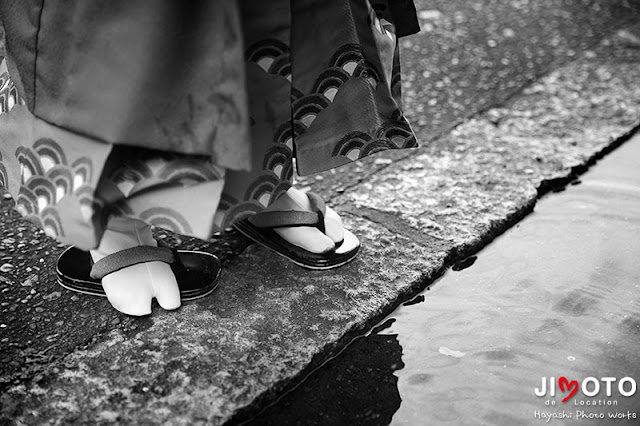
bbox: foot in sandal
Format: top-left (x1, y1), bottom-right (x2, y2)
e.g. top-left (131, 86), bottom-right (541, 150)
top-left (89, 217), bottom-right (182, 316)
top-left (233, 187), bottom-right (360, 269)
top-left (267, 187), bottom-right (345, 253)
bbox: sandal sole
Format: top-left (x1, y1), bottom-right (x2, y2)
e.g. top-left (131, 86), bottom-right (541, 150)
top-left (233, 219), bottom-right (360, 270)
top-left (56, 247), bottom-right (221, 301)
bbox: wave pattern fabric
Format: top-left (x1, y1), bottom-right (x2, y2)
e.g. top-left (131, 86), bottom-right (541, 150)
top-left (0, 0), bottom-right (417, 249)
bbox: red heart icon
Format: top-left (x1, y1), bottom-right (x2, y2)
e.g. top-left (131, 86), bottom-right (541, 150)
top-left (559, 377), bottom-right (579, 402)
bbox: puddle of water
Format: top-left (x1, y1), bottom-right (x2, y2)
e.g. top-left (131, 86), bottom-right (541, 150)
top-left (245, 137), bottom-right (640, 425)
top-left (379, 134), bottom-right (640, 425)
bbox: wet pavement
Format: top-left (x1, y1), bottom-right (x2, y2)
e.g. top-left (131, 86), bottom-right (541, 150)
top-left (236, 101), bottom-right (640, 426)
top-left (402, 0), bottom-right (637, 135)
top-left (246, 123), bottom-right (640, 426)
top-left (1, 1), bottom-right (640, 425)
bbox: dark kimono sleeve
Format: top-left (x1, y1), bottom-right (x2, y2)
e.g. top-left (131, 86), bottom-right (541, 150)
top-left (389, 0), bottom-right (420, 37)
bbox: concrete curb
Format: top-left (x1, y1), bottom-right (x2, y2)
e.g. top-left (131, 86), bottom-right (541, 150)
top-left (3, 30), bottom-right (640, 426)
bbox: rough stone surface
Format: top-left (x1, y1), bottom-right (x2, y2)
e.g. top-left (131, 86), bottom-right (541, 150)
top-left (2, 216), bottom-right (439, 425)
top-left (1, 10), bottom-right (640, 426)
top-left (334, 44), bottom-right (640, 254)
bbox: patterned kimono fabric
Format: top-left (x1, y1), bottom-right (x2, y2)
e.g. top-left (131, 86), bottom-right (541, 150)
top-left (0, 0), bottom-right (417, 250)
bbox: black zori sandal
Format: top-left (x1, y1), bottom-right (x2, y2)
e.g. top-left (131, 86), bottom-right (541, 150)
top-left (56, 245), bottom-right (221, 301)
top-left (233, 192), bottom-right (360, 270)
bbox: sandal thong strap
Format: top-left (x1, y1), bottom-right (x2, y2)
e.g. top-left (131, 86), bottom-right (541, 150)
top-left (248, 192), bottom-right (327, 234)
top-left (90, 246), bottom-right (175, 280)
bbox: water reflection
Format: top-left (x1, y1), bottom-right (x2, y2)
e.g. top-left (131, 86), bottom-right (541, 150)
top-left (380, 136), bottom-right (640, 424)
top-left (246, 322), bottom-right (404, 425)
